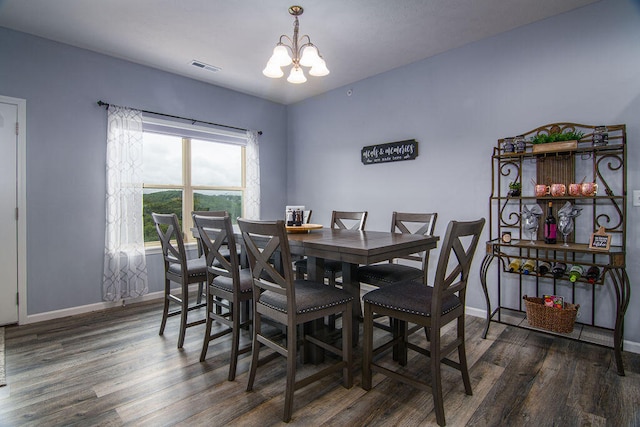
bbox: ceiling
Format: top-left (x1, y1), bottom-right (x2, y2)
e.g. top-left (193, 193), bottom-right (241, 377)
top-left (0, 0), bottom-right (599, 105)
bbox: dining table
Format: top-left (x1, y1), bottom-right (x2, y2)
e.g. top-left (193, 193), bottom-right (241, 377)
top-left (192, 224), bottom-right (440, 355)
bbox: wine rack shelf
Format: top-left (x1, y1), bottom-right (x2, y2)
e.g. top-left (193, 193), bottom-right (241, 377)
top-left (480, 122), bottom-right (630, 375)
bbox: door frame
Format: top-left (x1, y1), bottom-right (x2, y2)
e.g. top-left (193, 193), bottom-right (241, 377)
top-left (1, 95), bottom-right (27, 325)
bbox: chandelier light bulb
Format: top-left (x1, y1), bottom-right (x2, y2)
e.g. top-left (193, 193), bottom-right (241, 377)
top-left (309, 58), bottom-right (330, 77)
top-left (287, 66), bottom-right (307, 84)
top-left (270, 45), bottom-right (292, 67)
top-left (299, 45), bottom-right (321, 67)
top-left (263, 60), bottom-right (284, 78)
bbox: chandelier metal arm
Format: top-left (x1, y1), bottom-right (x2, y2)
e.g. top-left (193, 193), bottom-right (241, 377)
top-left (278, 35), bottom-right (294, 46)
top-left (279, 36), bottom-right (316, 62)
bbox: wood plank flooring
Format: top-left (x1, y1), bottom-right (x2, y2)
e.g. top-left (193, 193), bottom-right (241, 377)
top-left (0, 297), bottom-right (638, 426)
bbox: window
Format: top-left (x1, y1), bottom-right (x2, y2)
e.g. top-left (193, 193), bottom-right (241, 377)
top-left (141, 118), bottom-right (246, 244)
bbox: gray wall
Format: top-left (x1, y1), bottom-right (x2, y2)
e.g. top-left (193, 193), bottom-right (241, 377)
top-left (0, 27), bottom-right (288, 314)
top-left (287, 0), bottom-right (640, 342)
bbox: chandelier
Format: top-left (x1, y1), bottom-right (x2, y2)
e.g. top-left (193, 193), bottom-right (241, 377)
top-left (263, 5), bottom-right (329, 84)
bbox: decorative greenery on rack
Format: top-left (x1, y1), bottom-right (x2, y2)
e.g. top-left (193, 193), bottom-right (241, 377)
top-left (508, 181), bottom-right (521, 197)
top-left (530, 131), bottom-right (585, 145)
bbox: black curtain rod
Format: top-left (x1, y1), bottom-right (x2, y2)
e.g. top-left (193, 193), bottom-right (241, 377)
top-left (96, 100), bottom-right (262, 135)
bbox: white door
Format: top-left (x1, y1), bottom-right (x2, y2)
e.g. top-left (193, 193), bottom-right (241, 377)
top-left (0, 100), bottom-right (18, 325)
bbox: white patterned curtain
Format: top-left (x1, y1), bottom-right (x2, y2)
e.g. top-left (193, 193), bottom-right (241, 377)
top-left (245, 130), bottom-right (261, 220)
top-left (103, 106), bottom-right (149, 301)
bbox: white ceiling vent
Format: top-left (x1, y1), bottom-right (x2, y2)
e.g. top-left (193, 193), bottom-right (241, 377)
top-left (191, 60), bottom-right (221, 73)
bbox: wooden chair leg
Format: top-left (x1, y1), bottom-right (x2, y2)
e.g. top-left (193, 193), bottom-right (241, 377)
top-left (177, 283), bottom-right (189, 349)
top-left (283, 323), bottom-right (297, 422)
top-left (431, 327), bottom-right (446, 427)
top-left (362, 302), bottom-right (373, 390)
top-left (229, 301), bottom-right (240, 381)
top-left (342, 302), bottom-right (353, 388)
top-left (398, 320), bottom-right (408, 366)
top-left (246, 312), bottom-right (261, 392)
top-left (196, 281), bottom-right (204, 304)
top-left (199, 293), bottom-right (213, 362)
top-left (159, 278), bottom-right (171, 336)
top-left (458, 316), bottom-right (472, 395)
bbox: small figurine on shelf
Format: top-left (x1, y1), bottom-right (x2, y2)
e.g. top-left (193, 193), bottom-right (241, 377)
top-left (503, 137), bottom-right (515, 153)
top-left (592, 126), bottom-right (608, 147)
top-left (522, 204), bottom-right (543, 245)
top-left (508, 181), bottom-right (521, 197)
top-left (557, 202), bottom-right (582, 246)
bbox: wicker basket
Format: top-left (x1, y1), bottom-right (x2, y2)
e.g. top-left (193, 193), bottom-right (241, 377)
top-left (523, 295), bottom-right (579, 334)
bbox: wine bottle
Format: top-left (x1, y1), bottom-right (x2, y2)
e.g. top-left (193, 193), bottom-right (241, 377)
top-left (508, 259), bottom-right (522, 272)
top-left (586, 266), bottom-right (601, 284)
top-left (551, 262), bottom-right (567, 278)
top-left (569, 265), bottom-right (584, 282)
top-left (544, 202), bottom-right (557, 244)
top-left (538, 261), bottom-right (551, 275)
top-left (522, 259), bottom-right (536, 275)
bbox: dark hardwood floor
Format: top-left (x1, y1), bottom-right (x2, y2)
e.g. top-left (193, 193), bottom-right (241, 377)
top-left (1, 295), bottom-right (638, 426)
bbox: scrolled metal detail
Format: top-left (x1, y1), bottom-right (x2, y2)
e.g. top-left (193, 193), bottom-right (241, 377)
top-left (595, 212), bottom-right (623, 231)
top-left (499, 206), bottom-right (520, 228)
top-left (499, 160), bottom-right (520, 179)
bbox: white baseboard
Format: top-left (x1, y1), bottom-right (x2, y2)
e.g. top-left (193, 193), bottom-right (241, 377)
top-left (25, 283), bottom-right (210, 324)
top-left (465, 305), bottom-right (640, 355)
top-left (25, 290), bottom-right (165, 324)
top-left (466, 306), bottom-right (486, 319)
top-left (625, 340), bottom-right (640, 354)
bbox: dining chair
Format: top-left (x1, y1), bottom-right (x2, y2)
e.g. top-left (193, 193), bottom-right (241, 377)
top-left (238, 218), bottom-right (353, 423)
top-left (152, 212), bottom-right (207, 349)
top-left (294, 210), bottom-right (368, 285)
top-left (361, 218), bottom-right (485, 427)
top-left (358, 212), bottom-right (437, 336)
top-left (191, 210), bottom-right (230, 304)
top-left (358, 212), bottom-right (437, 287)
top-left (193, 213), bottom-right (252, 381)
top-left (192, 210), bottom-right (242, 261)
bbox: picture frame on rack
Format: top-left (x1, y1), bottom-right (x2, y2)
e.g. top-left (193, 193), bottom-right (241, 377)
top-left (589, 226), bottom-right (611, 251)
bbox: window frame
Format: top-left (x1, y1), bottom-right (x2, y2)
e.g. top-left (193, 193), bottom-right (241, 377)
top-left (142, 117), bottom-right (247, 247)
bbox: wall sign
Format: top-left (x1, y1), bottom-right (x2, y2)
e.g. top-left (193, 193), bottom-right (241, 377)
top-left (361, 139), bottom-right (418, 165)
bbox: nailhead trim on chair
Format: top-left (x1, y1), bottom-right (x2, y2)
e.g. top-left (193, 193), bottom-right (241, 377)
top-left (364, 299), bottom-right (460, 317)
top-left (259, 297), bottom-right (353, 314)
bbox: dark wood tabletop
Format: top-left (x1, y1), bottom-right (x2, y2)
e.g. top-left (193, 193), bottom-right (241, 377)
top-left (286, 228), bottom-right (439, 265)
